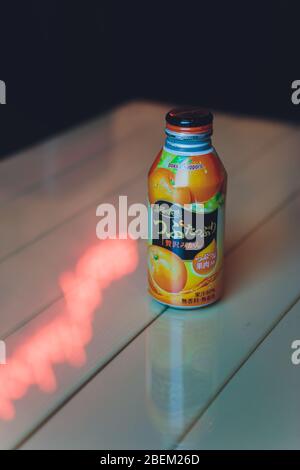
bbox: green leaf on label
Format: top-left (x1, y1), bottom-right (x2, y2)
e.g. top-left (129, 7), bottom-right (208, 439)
top-left (170, 156), bottom-right (186, 165)
top-left (203, 191), bottom-right (225, 211)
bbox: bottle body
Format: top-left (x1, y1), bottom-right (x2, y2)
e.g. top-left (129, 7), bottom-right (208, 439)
top-left (148, 109), bottom-right (227, 309)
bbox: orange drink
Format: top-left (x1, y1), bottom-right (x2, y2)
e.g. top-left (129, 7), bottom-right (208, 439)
top-left (148, 108), bottom-right (227, 308)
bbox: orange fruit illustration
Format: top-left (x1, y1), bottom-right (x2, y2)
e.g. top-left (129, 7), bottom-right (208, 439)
top-left (192, 239), bottom-right (217, 275)
top-left (148, 168), bottom-right (191, 205)
top-left (175, 153), bottom-right (225, 203)
top-left (148, 245), bottom-right (187, 293)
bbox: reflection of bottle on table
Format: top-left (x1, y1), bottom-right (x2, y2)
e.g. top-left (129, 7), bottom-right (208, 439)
top-left (146, 310), bottom-right (219, 443)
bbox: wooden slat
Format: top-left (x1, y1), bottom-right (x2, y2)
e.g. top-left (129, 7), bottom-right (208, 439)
top-left (0, 102), bottom-right (164, 205)
top-left (0, 123), bottom-right (298, 339)
top-left (0, 238), bottom-right (164, 449)
top-left (212, 113), bottom-right (293, 176)
top-left (0, 104), bottom-right (168, 261)
top-left (20, 192), bottom-right (300, 449)
top-left (0, 105), bottom-right (288, 205)
top-left (0, 109), bottom-right (291, 262)
top-left (0, 104), bottom-right (297, 448)
top-left (178, 300), bottom-right (300, 450)
top-left (225, 128), bottom-right (300, 251)
top-left (0, 177), bottom-right (161, 339)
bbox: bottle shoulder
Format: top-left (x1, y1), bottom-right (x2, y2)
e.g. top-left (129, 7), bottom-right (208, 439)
top-left (149, 147), bottom-right (227, 177)
top-left (148, 147), bottom-right (227, 205)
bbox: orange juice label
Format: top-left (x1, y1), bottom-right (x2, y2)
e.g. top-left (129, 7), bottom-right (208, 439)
top-left (148, 148), bottom-right (226, 309)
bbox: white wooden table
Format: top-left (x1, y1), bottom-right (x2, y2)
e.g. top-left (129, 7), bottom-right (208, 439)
top-left (0, 101), bottom-right (299, 450)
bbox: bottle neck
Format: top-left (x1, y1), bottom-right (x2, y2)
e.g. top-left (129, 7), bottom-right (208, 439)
top-left (164, 128), bottom-right (213, 155)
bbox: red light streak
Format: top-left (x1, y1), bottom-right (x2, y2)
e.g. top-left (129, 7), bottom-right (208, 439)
top-left (0, 237), bottom-right (138, 420)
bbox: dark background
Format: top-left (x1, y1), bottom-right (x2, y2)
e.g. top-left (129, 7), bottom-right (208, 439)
top-left (0, 1), bottom-right (299, 158)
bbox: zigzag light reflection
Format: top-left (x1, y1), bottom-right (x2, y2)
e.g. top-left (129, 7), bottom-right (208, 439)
top-left (0, 237), bottom-right (138, 420)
